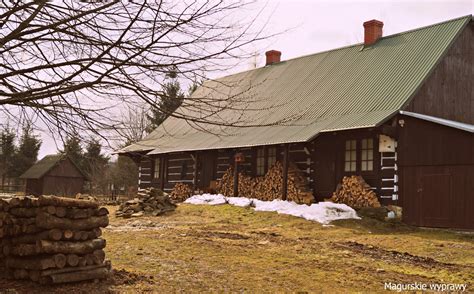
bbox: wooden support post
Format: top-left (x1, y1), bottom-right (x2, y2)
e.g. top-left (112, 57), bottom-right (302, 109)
top-left (160, 156), bottom-right (165, 191)
top-left (193, 152), bottom-right (199, 191)
top-left (282, 144), bottom-right (289, 200)
top-left (233, 159), bottom-right (239, 197)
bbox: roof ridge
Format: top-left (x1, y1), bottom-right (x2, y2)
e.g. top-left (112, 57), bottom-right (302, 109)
top-left (207, 14), bottom-right (472, 81)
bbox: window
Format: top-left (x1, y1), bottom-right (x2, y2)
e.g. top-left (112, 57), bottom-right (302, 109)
top-left (267, 147), bottom-right (276, 169)
top-left (344, 140), bottom-right (357, 172)
top-left (153, 158), bottom-right (160, 179)
top-left (256, 148), bottom-right (265, 176)
top-left (361, 138), bottom-right (374, 171)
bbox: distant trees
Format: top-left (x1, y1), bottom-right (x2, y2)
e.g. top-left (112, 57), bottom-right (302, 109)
top-left (0, 124), bottom-right (41, 190)
top-left (11, 124), bottom-right (42, 178)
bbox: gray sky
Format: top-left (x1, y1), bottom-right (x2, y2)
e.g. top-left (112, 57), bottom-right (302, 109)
top-left (37, 0), bottom-right (473, 158)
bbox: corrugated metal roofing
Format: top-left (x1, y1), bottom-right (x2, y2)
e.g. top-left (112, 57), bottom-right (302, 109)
top-left (20, 154), bottom-right (64, 179)
top-left (400, 111), bottom-right (474, 133)
top-left (120, 15), bottom-right (471, 155)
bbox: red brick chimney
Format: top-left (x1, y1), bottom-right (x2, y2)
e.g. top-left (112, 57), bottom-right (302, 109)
top-left (363, 19), bottom-right (384, 46)
top-left (265, 50), bottom-right (281, 66)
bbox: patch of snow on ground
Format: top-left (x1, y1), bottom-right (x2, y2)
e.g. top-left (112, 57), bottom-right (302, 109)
top-left (226, 197), bottom-right (254, 207)
top-left (184, 193), bottom-right (227, 205)
top-left (185, 194), bottom-right (360, 224)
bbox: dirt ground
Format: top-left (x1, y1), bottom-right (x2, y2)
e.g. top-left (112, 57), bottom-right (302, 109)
top-left (1, 204), bottom-right (473, 293)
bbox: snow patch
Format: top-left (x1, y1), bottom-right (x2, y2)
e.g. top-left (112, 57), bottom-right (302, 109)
top-left (226, 197), bottom-right (254, 207)
top-left (184, 194), bottom-right (360, 224)
top-left (184, 193), bottom-right (227, 205)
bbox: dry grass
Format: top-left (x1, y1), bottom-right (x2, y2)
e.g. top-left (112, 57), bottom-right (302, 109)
top-left (2, 204), bottom-right (473, 293)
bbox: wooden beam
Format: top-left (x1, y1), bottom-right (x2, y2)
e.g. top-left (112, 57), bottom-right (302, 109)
top-left (282, 144), bottom-right (289, 200)
top-left (233, 159), bottom-right (239, 197)
top-left (193, 152), bottom-right (198, 191)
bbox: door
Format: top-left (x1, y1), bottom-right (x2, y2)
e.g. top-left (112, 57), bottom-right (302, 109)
top-left (420, 173), bottom-right (453, 227)
top-left (199, 151), bottom-right (216, 189)
top-left (314, 138), bottom-right (337, 201)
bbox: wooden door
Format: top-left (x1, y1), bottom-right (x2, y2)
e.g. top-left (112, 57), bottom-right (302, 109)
top-left (199, 151), bottom-right (216, 189)
top-left (420, 173), bottom-right (453, 227)
top-left (314, 138), bottom-right (337, 201)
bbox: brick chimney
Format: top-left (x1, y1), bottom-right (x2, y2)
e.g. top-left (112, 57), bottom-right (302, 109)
top-left (363, 19), bottom-right (384, 46)
top-left (265, 50), bottom-right (281, 66)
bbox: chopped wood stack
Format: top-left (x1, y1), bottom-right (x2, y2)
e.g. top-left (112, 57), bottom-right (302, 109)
top-left (0, 195), bottom-right (111, 284)
top-left (115, 188), bottom-right (176, 217)
top-left (169, 183), bottom-right (193, 203)
top-left (330, 176), bottom-right (381, 208)
top-left (216, 161), bottom-right (315, 205)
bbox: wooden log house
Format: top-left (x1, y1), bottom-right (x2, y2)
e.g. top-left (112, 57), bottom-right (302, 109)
top-left (120, 16), bottom-right (474, 230)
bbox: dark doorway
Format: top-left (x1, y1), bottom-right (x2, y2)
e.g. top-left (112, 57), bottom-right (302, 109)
top-left (199, 151), bottom-right (216, 189)
top-left (314, 137), bottom-right (337, 201)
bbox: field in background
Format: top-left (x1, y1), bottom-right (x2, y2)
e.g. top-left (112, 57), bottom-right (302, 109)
top-left (1, 204), bottom-right (473, 293)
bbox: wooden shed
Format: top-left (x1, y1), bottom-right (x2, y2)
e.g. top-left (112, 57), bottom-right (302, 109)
top-left (20, 154), bottom-right (87, 197)
top-left (120, 16), bottom-right (474, 230)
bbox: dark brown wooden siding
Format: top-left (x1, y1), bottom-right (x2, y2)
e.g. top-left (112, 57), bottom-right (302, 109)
top-left (48, 158), bottom-right (84, 178)
top-left (25, 179), bottom-right (43, 196)
top-left (24, 158), bottom-right (85, 197)
top-left (42, 176), bottom-right (84, 197)
top-left (398, 116), bottom-right (474, 229)
top-left (405, 22), bottom-right (474, 124)
top-left (312, 128), bottom-right (394, 205)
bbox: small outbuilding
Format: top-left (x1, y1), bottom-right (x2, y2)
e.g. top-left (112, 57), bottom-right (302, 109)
top-left (20, 154), bottom-right (87, 197)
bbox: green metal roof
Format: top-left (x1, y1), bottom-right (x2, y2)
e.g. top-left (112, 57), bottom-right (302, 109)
top-left (121, 15), bottom-right (471, 155)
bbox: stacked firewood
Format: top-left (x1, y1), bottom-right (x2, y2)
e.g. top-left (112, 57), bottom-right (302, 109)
top-left (169, 183), bottom-right (193, 203)
top-left (216, 162), bottom-right (315, 205)
top-left (330, 176), bottom-right (381, 208)
top-left (115, 188), bottom-right (176, 218)
top-left (0, 195), bottom-right (111, 284)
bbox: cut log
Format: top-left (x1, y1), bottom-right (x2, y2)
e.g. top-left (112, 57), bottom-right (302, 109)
top-left (10, 229), bottom-right (63, 244)
top-left (63, 230), bottom-right (74, 240)
top-left (92, 249), bottom-right (105, 265)
top-left (8, 207), bottom-right (39, 218)
top-left (5, 254), bottom-right (66, 270)
top-left (37, 239), bottom-right (106, 255)
top-left (53, 253), bottom-right (67, 269)
top-left (66, 254), bottom-right (79, 267)
top-left (13, 269), bottom-right (29, 279)
top-left (97, 207), bottom-right (109, 216)
top-left (54, 207), bottom-right (67, 218)
top-left (39, 260), bottom-right (111, 276)
top-left (41, 266), bottom-right (109, 284)
top-left (36, 211), bottom-right (109, 230)
top-left (38, 195), bottom-right (98, 209)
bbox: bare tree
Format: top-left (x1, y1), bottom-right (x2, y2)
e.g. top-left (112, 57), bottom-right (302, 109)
top-left (0, 1), bottom-right (273, 139)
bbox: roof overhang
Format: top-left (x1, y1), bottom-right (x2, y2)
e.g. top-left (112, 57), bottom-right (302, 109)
top-left (399, 111), bottom-right (474, 133)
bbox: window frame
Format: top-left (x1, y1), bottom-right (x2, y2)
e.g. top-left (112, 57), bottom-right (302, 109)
top-left (153, 157), bottom-right (161, 179)
top-left (344, 139), bottom-right (357, 173)
top-left (360, 138), bottom-right (374, 172)
top-left (255, 147), bottom-right (265, 176)
top-left (342, 137), bottom-right (378, 175)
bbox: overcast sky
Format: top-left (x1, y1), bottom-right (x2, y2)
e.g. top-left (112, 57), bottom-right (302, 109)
top-left (37, 0), bottom-right (473, 158)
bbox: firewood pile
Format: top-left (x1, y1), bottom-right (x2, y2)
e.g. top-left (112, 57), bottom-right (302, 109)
top-left (0, 195), bottom-right (111, 284)
top-left (330, 176), bottom-right (381, 208)
top-left (115, 188), bottom-right (176, 217)
top-left (169, 183), bottom-right (193, 203)
top-left (217, 161), bottom-right (314, 205)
